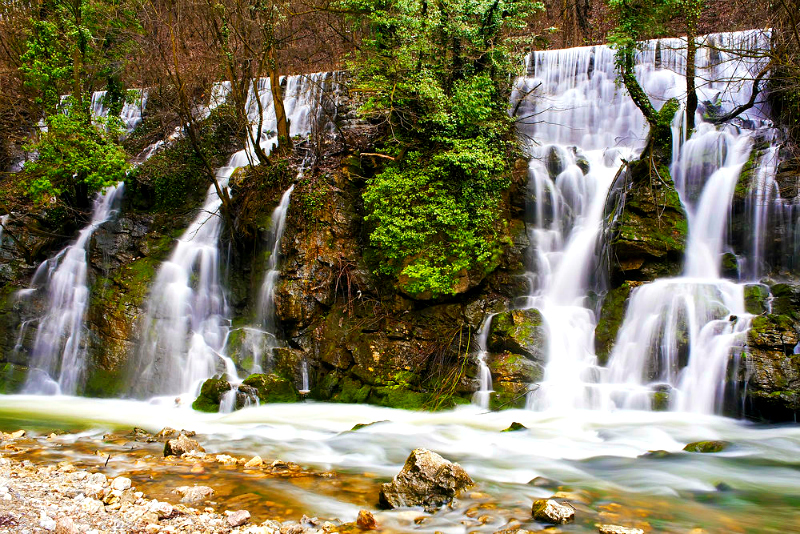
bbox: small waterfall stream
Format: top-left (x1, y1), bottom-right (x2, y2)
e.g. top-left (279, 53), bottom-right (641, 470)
top-left (22, 184), bottom-right (125, 395)
top-left (133, 73), bottom-right (339, 398)
top-left (472, 314), bottom-right (495, 409)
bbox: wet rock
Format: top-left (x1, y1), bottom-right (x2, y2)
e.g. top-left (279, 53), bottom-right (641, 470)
top-left (720, 252), bottom-right (739, 279)
top-left (743, 284), bottom-right (770, 315)
top-left (244, 456), bottom-right (263, 468)
top-left (149, 501), bottom-right (174, 519)
top-left (191, 375), bottom-right (232, 412)
top-left (225, 510), bottom-right (251, 527)
top-left (378, 448), bottom-right (473, 510)
top-left (242, 373), bottom-right (299, 403)
top-left (531, 499), bottom-right (574, 524)
top-left (595, 283), bottom-right (633, 365)
top-left (164, 434), bottom-right (204, 457)
top-left (606, 158), bottom-right (688, 285)
top-left (501, 422), bottom-right (527, 432)
top-left (173, 485), bottom-right (214, 504)
top-left (356, 510), bottom-right (377, 530)
top-left (488, 309), bottom-right (548, 362)
top-left (683, 440), bottom-right (730, 453)
top-left (598, 526), bottom-right (644, 534)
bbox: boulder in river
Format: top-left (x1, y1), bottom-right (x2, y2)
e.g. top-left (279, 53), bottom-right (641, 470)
top-left (164, 433), bottom-right (204, 457)
top-left (356, 510), bottom-right (378, 530)
top-left (683, 440), bottom-right (729, 453)
top-left (531, 498), bottom-right (574, 524)
top-left (378, 448), bottom-right (473, 510)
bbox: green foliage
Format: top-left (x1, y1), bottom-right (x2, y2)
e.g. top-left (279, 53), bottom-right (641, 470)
top-left (341, 0), bottom-right (540, 297)
top-left (19, 0), bottom-right (141, 114)
top-left (23, 108), bottom-right (129, 204)
top-left (128, 104), bottom-right (240, 211)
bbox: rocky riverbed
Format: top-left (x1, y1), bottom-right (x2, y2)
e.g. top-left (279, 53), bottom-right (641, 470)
top-left (0, 429), bottom-right (365, 534)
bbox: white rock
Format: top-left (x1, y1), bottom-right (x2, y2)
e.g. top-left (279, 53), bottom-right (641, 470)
top-left (39, 512), bottom-right (57, 531)
top-left (215, 454), bottom-right (237, 465)
top-left (226, 509), bottom-right (251, 527)
top-left (111, 476), bottom-right (132, 491)
top-left (174, 485), bottom-right (215, 504)
top-left (86, 473), bottom-right (107, 487)
top-left (149, 500), bottom-right (174, 519)
top-left (81, 498), bottom-right (105, 514)
top-left (55, 516), bottom-right (79, 534)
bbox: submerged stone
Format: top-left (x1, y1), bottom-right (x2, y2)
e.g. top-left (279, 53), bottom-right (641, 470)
top-left (531, 498), bottom-right (574, 524)
top-left (683, 440), bottom-right (730, 453)
top-left (598, 525), bottom-right (644, 534)
top-left (378, 448), bottom-right (473, 510)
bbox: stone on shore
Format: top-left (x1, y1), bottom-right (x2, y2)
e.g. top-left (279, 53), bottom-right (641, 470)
top-left (54, 516), bottom-right (79, 534)
top-left (225, 510), bottom-right (251, 527)
top-left (111, 476), bottom-right (132, 491)
top-left (164, 434), bottom-right (205, 457)
top-left (378, 448), bottom-right (473, 510)
top-left (531, 499), bottom-right (574, 524)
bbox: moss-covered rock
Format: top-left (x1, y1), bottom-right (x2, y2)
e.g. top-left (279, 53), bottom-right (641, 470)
top-left (242, 373), bottom-right (299, 403)
top-left (488, 309), bottom-right (547, 362)
top-left (191, 375), bottom-right (232, 412)
top-left (595, 283), bottom-right (633, 365)
top-left (606, 158), bottom-right (688, 285)
top-left (683, 440), bottom-right (730, 453)
top-left (743, 283), bottom-right (770, 315)
top-left (0, 363), bottom-right (27, 394)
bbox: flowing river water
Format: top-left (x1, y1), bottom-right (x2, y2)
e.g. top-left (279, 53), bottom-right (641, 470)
top-left (0, 398), bottom-right (799, 533)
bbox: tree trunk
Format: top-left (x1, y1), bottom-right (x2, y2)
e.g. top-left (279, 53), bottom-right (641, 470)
top-left (268, 47), bottom-right (292, 153)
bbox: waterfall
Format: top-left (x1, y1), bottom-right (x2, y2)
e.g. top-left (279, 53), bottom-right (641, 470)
top-left (242, 185), bottom-right (295, 374)
top-left (89, 90), bottom-right (148, 134)
top-left (472, 315), bottom-right (495, 409)
top-left (22, 184), bottom-right (125, 395)
top-left (299, 359), bottom-right (310, 395)
top-left (133, 72), bottom-right (340, 398)
top-left (0, 214), bottom-right (7, 246)
top-left (515, 30), bottom-right (778, 413)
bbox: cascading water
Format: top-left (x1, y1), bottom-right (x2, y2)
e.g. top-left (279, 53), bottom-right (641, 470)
top-left (89, 90), bottom-right (147, 134)
top-left (21, 184), bottom-right (125, 395)
top-left (472, 314), bottom-right (495, 409)
top-left (240, 185), bottom-right (295, 374)
top-left (133, 72), bottom-right (340, 398)
top-left (513, 30), bottom-right (779, 413)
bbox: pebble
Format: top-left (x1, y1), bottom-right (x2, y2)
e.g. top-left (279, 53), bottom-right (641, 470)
top-left (55, 517), bottom-right (79, 534)
top-left (226, 509), bottom-right (251, 527)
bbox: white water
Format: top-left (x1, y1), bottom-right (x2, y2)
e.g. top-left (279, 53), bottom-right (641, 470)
top-left (1, 396), bottom-right (799, 532)
top-left (513, 30), bottom-right (777, 413)
top-left (133, 73), bottom-right (339, 399)
top-left (21, 184), bottom-right (125, 395)
top-left (472, 315), bottom-right (495, 409)
top-left (0, 214), bottom-right (7, 246)
top-left (243, 185), bottom-right (295, 374)
top-left (89, 89), bottom-right (147, 134)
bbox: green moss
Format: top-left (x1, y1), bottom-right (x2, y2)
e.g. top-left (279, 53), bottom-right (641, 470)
top-left (242, 373), bottom-right (298, 403)
top-left (502, 422), bottom-right (527, 432)
top-left (371, 386), bottom-right (430, 410)
top-left (595, 283), bottom-right (633, 365)
top-left (333, 376), bottom-right (372, 403)
top-left (0, 363), bottom-right (28, 394)
top-left (743, 284), bottom-right (770, 315)
top-left (191, 375), bottom-right (232, 412)
top-left (652, 391), bottom-right (670, 411)
top-left (683, 440), bottom-right (730, 453)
